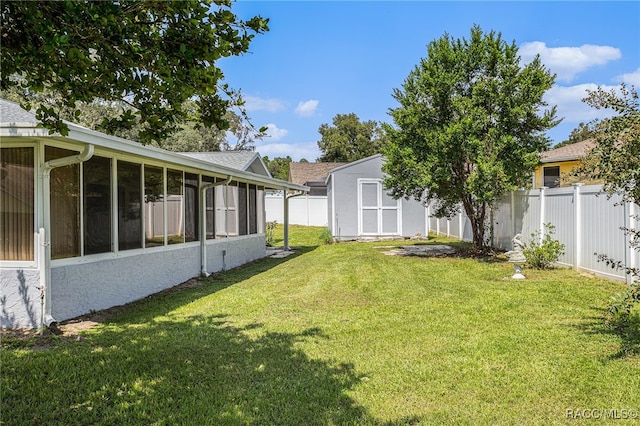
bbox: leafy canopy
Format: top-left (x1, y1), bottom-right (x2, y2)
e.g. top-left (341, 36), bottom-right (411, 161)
top-left (263, 156), bottom-right (293, 181)
top-left (575, 84), bottom-right (640, 330)
top-left (1, 0), bottom-right (269, 145)
top-left (316, 113), bottom-right (387, 162)
top-left (383, 25), bottom-right (558, 250)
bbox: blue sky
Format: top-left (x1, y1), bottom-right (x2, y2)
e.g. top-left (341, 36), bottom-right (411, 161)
top-left (220, 1), bottom-right (640, 161)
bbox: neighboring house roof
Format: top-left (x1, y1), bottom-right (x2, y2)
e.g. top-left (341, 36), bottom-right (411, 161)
top-left (0, 98), bottom-right (306, 192)
top-left (540, 139), bottom-right (595, 163)
top-left (180, 151), bottom-right (271, 177)
top-left (289, 161), bottom-right (348, 185)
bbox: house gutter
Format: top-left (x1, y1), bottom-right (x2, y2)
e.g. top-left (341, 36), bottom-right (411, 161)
top-left (40, 144), bottom-right (94, 334)
top-left (199, 175), bottom-right (232, 276)
top-left (284, 191), bottom-right (306, 250)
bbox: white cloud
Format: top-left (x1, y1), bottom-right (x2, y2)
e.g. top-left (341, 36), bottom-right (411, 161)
top-left (294, 100), bottom-right (319, 117)
top-left (255, 141), bottom-right (321, 162)
top-left (615, 67), bottom-right (640, 86)
top-left (545, 83), bottom-right (619, 123)
top-left (244, 95), bottom-right (286, 113)
top-left (263, 123), bottom-right (288, 141)
top-left (519, 41), bottom-right (621, 82)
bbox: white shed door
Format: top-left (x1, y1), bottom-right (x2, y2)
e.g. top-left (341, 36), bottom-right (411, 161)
top-left (358, 179), bottom-right (400, 236)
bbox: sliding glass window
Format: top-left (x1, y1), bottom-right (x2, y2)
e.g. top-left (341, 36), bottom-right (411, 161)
top-left (184, 173), bottom-right (199, 242)
top-left (249, 184), bottom-right (257, 235)
top-left (203, 176), bottom-right (215, 240)
top-left (166, 169), bottom-right (184, 245)
top-left (83, 156), bottom-right (112, 255)
top-left (238, 182), bottom-right (248, 236)
top-left (0, 147), bottom-right (34, 261)
top-left (144, 165), bottom-right (164, 247)
top-left (45, 146), bottom-right (80, 259)
top-left (117, 161), bottom-right (142, 250)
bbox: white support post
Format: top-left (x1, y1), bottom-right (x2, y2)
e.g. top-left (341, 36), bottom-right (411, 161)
top-left (539, 186), bottom-right (547, 245)
top-left (511, 191), bottom-right (516, 237)
top-left (459, 209), bottom-right (463, 240)
top-left (627, 201), bottom-right (637, 285)
top-left (573, 183), bottom-right (583, 271)
top-left (283, 193), bottom-right (289, 250)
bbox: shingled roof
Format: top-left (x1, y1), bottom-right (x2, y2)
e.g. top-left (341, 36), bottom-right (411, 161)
top-left (180, 151), bottom-right (271, 177)
top-left (288, 162), bottom-right (348, 185)
top-left (541, 139), bottom-right (595, 163)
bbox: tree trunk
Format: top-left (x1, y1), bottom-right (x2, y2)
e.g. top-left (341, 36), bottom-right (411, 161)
top-left (462, 199), bottom-right (487, 252)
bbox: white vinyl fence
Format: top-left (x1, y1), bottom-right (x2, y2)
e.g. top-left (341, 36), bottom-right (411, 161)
top-left (429, 184), bottom-right (639, 283)
top-left (265, 193), bottom-right (328, 227)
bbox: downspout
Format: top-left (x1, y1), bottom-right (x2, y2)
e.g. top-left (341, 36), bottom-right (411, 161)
top-left (41, 144), bottom-right (94, 333)
top-left (199, 176), bottom-right (232, 276)
top-left (284, 191), bottom-right (305, 250)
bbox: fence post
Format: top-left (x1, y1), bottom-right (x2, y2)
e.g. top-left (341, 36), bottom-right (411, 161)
top-left (459, 209), bottom-right (463, 240)
top-left (573, 183), bottom-right (583, 271)
top-left (628, 201), bottom-right (637, 285)
top-left (511, 191), bottom-right (516, 238)
top-left (539, 186), bottom-right (547, 245)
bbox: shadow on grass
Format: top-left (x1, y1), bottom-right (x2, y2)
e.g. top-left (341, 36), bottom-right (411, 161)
top-left (572, 306), bottom-right (640, 360)
top-left (64, 244), bottom-right (321, 328)
top-left (2, 313), bottom-right (380, 425)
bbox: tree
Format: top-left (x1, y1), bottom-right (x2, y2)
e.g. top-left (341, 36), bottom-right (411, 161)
top-left (316, 113), bottom-right (387, 162)
top-left (263, 156), bottom-right (292, 180)
top-left (1, 0), bottom-right (269, 145)
top-left (554, 122), bottom-right (595, 148)
top-left (575, 84), bottom-right (639, 326)
top-left (383, 25), bottom-right (558, 251)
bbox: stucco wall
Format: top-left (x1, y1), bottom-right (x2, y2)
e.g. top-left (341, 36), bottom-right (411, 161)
top-left (534, 160), bottom-right (581, 188)
top-left (1, 235), bottom-right (266, 328)
top-left (0, 268), bottom-right (41, 329)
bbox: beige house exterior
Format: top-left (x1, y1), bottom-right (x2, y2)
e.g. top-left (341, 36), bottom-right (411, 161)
top-left (534, 139), bottom-right (595, 188)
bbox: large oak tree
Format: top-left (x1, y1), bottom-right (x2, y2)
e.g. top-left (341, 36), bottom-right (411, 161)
top-left (383, 25), bottom-right (558, 250)
top-left (1, 0), bottom-right (268, 145)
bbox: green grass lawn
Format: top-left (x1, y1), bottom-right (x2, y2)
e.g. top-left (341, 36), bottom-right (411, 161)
top-left (2, 225), bottom-right (639, 425)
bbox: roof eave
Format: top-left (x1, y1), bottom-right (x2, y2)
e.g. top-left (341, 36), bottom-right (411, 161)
top-left (1, 123), bottom-right (307, 192)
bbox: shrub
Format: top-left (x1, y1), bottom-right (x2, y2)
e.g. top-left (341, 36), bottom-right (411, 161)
top-left (318, 227), bottom-right (334, 245)
top-left (522, 223), bottom-right (565, 269)
top-left (265, 221), bottom-right (278, 246)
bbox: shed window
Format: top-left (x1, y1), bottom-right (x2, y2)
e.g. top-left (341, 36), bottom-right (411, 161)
top-left (0, 147), bottom-right (34, 261)
top-left (543, 166), bottom-right (560, 188)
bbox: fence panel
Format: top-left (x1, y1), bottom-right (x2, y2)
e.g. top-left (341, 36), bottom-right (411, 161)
top-left (265, 194), bottom-right (328, 227)
top-left (428, 184), bottom-right (637, 282)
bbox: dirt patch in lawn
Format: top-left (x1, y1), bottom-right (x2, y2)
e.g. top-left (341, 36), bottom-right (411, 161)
top-left (1, 278), bottom-right (203, 347)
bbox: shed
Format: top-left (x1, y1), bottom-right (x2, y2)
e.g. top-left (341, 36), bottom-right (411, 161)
top-left (326, 154), bottom-right (428, 240)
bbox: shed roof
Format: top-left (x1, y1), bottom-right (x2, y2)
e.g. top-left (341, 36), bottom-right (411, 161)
top-left (0, 99), bottom-right (306, 192)
top-left (288, 161), bottom-right (348, 185)
top-left (541, 139), bottom-right (595, 163)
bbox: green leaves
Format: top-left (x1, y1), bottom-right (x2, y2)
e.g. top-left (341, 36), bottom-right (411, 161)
top-left (1, 0), bottom-right (269, 146)
top-left (316, 113), bottom-right (388, 162)
top-left (384, 25), bottom-right (557, 250)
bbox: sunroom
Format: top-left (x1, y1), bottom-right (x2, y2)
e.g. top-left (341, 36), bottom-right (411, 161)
top-left (0, 99), bottom-right (307, 329)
